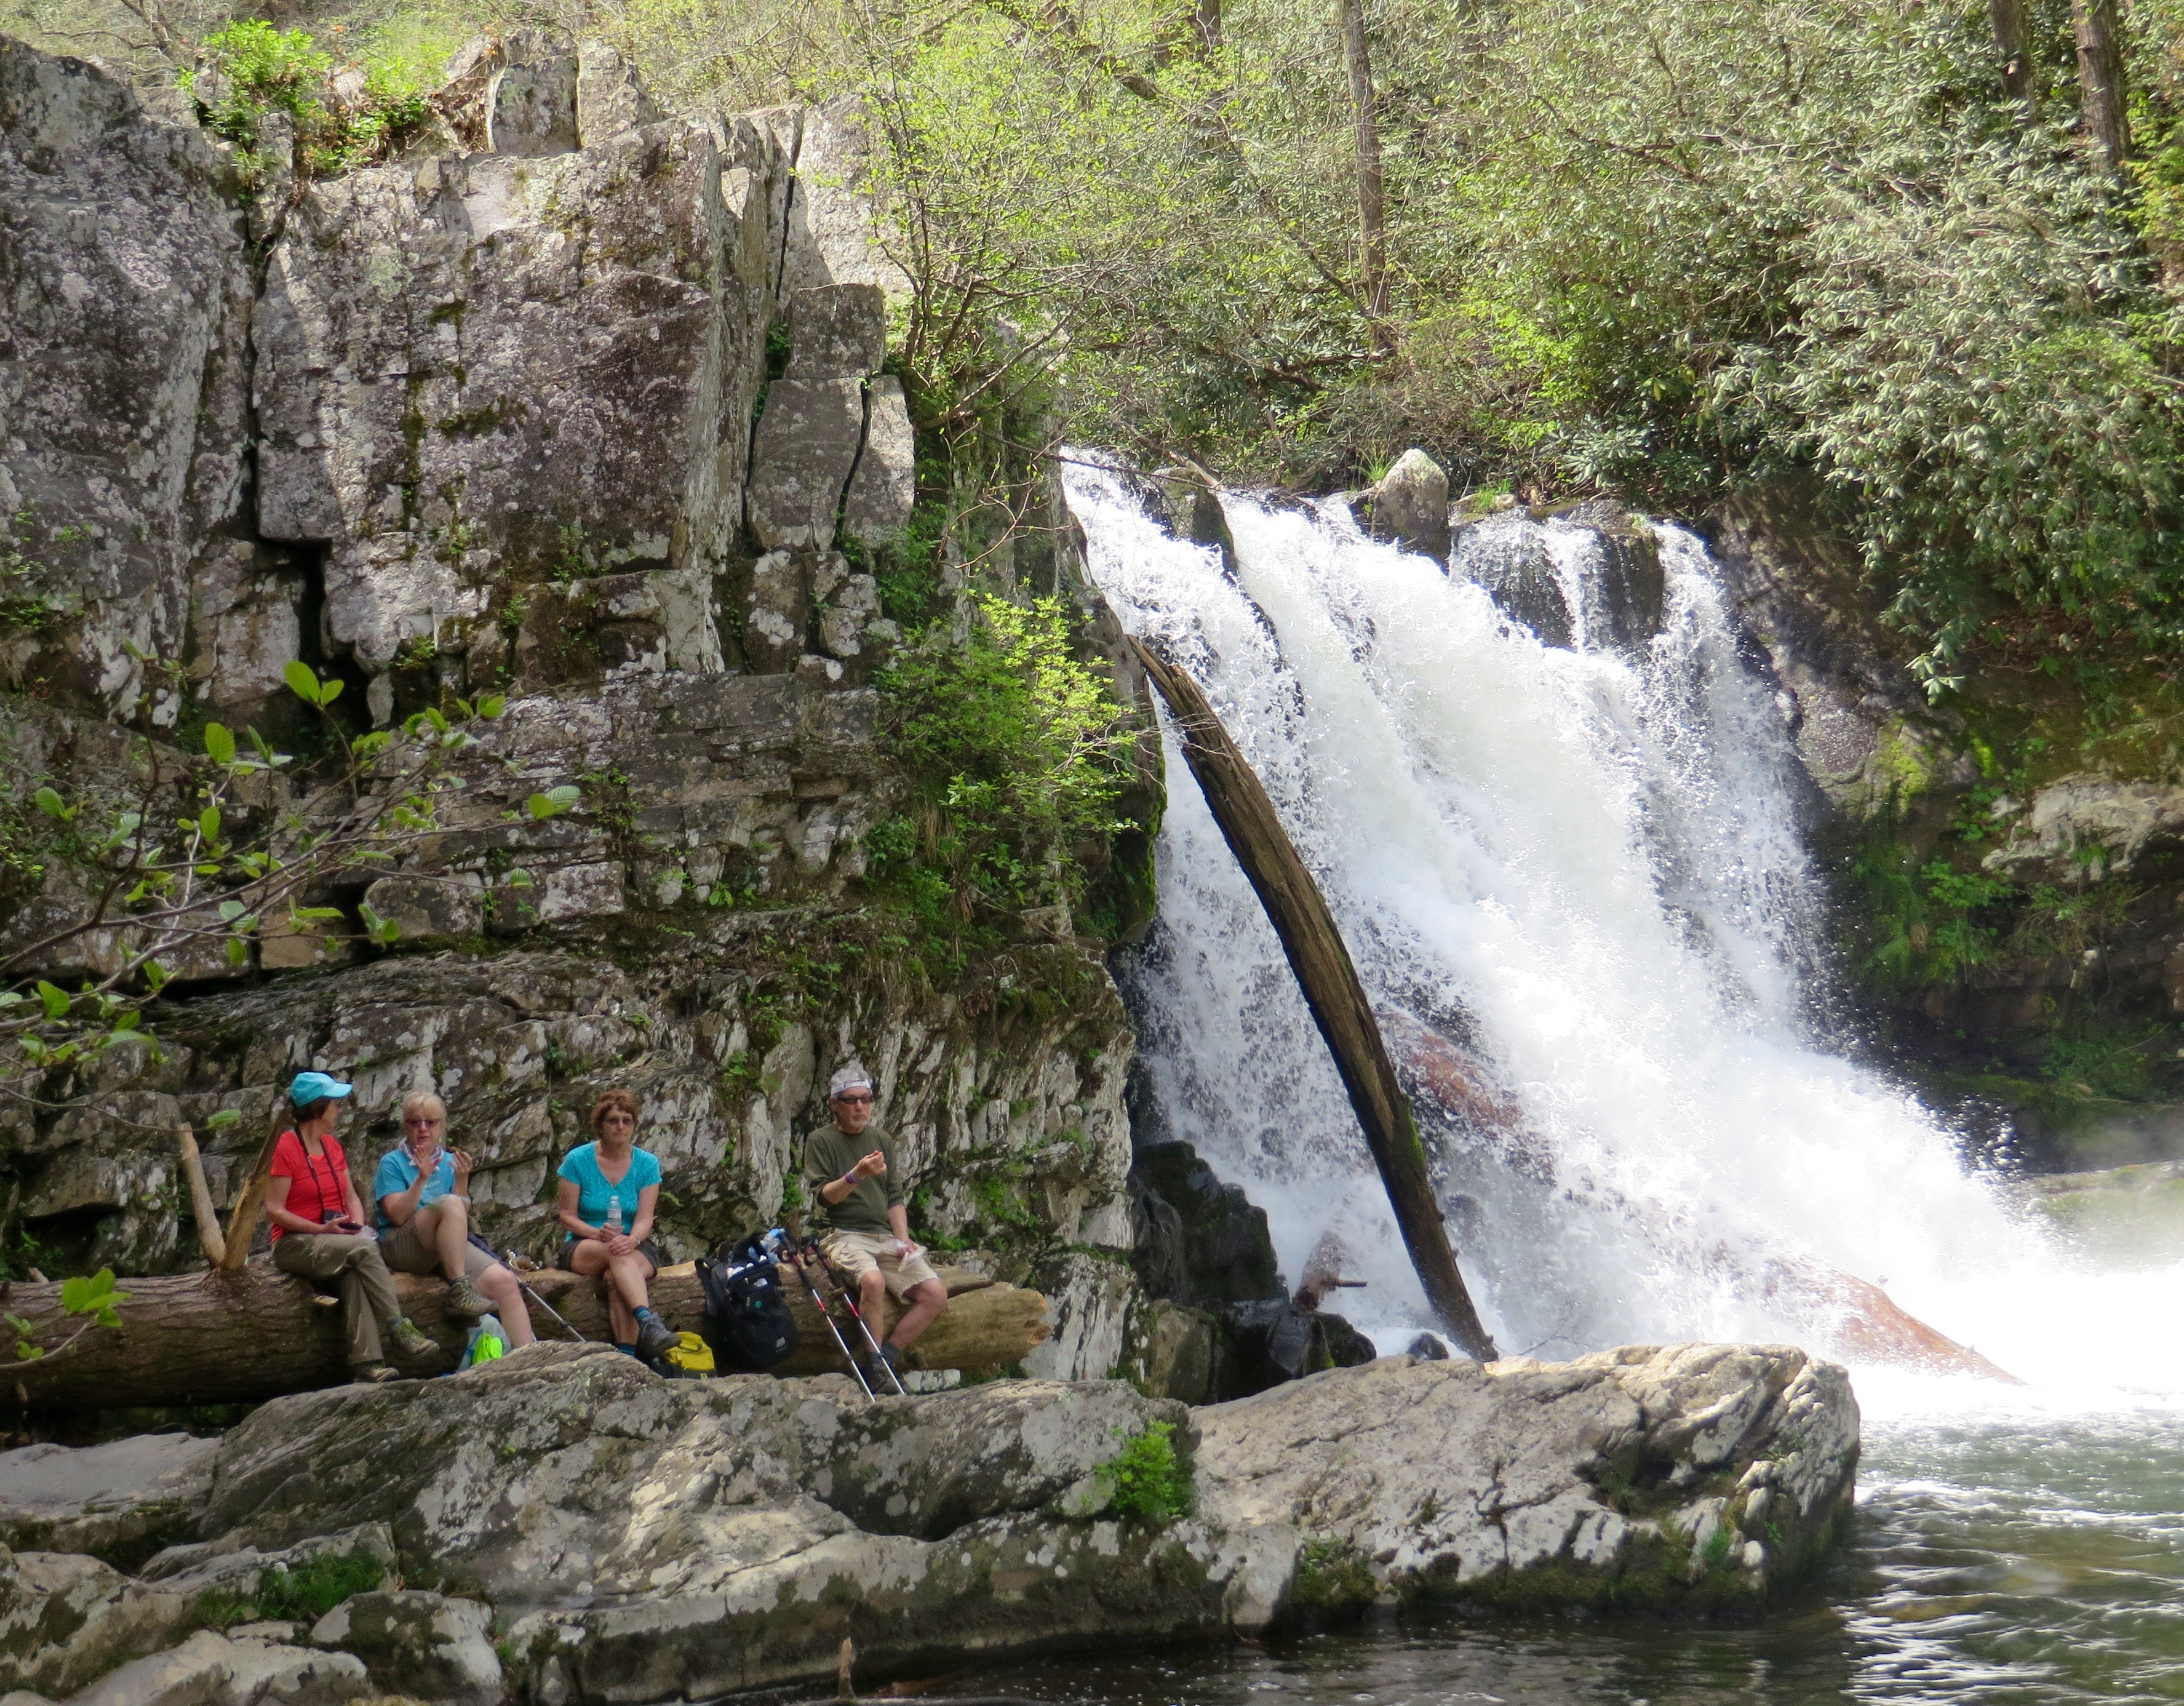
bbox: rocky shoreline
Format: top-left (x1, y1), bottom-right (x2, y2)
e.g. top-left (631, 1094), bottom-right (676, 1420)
top-left (0, 1341), bottom-right (1857, 1705)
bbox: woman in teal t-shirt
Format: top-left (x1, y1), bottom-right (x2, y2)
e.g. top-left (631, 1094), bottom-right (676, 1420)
top-left (555, 1089), bottom-right (674, 1362)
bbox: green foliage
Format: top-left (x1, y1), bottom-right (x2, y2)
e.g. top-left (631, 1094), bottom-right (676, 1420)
top-left (7, 1266), bottom-right (129, 1363)
top-left (866, 595), bottom-right (1136, 967)
top-left (0, 510), bottom-right (77, 637)
top-left (1100, 1419), bottom-right (1192, 1521)
top-left (1846, 833), bottom-right (2016, 989)
top-left (185, 21), bottom-right (432, 189)
top-left (205, 1551), bottom-right (385, 1627)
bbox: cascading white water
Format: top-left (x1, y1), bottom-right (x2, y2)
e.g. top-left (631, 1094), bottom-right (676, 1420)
top-left (1066, 462), bottom-right (2184, 1411)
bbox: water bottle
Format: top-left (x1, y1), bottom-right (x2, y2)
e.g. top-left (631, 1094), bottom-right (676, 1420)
top-left (607, 1194), bottom-right (624, 1235)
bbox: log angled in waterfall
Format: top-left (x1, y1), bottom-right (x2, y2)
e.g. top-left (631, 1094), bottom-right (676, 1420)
top-left (1129, 635), bottom-right (1500, 1359)
top-left (0, 1262), bottom-right (1042, 1411)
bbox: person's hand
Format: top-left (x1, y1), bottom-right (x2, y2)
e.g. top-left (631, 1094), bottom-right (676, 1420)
top-left (853, 1150), bottom-right (887, 1179)
top-left (333, 1216), bottom-right (362, 1234)
top-left (893, 1236), bottom-right (915, 1262)
top-left (450, 1147), bottom-right (474, 1191)
top-left (605, 1231), bottom-right (636, 1257)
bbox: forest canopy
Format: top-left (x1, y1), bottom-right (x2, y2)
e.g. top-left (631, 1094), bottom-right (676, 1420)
top-left (8, 0), bottom-right (2184, 684)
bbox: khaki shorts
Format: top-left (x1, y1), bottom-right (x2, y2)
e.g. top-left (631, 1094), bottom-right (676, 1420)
top-left (378, 1211), bottom-right (498, 1279)
top-left (820, 1229), bottom-right (941, 1302)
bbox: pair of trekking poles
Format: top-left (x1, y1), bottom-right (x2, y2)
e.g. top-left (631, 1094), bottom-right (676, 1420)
top-left (786, 1233), bottom-right (910, 1398)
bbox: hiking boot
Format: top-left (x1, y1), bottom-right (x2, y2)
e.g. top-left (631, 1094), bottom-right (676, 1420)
top-left (865, 1341), bottom-right (906, 1387)
top-left (352, 1362), bottom-right (396, 1384)
top-left (634, 1310), bottom-right (677, 1363)
top-left (385, 1318), bottom-right (439, 1364)
top-left (443, 1277), bottom-right (493, 1319)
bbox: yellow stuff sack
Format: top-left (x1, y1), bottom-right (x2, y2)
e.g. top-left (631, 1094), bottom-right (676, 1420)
top-left (664, 1331), bottom-right (714, 1374)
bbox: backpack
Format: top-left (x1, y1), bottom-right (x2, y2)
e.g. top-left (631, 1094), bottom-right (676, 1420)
top-left (696, 1229), bottom-right (799, 1372)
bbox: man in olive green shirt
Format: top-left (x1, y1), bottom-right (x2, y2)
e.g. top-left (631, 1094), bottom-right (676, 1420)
top-left (801, 1065), bottom-right (949, 1377)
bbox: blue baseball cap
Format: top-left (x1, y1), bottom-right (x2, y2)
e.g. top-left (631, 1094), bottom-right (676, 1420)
top-left (288, 1070), bottom-right (354, 1107)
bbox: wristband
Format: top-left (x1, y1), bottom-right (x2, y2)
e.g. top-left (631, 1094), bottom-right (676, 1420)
top-left (840, 1171), bottom-right (858, 1190)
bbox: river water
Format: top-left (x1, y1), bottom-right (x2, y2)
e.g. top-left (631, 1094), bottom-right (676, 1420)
top-left (1024, 467), bottom-right (2184, 1703)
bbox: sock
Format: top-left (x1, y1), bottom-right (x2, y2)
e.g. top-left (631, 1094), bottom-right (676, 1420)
top-left (634, 1306), bottom-right (659, 1323)
top-left (616, 1342), bottom-right (637, 1355)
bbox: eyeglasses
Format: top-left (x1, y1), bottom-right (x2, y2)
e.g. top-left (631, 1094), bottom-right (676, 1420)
top-left (834, 1093), bottom-right (874, 1106)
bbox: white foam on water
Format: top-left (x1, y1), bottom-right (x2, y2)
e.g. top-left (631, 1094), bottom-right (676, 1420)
top-left (1064, 462), bottom-right (2184, 1422)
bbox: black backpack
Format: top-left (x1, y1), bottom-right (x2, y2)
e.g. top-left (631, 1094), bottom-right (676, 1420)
top-left (696, 1229), bottom-right (800, 1372)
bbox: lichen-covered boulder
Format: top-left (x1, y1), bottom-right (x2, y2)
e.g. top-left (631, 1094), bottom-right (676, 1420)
top-left (0, 36), bottom-right (250, 716)
top-left (253, 98), bottom-right (787, 677)
top-left (307, 1591), bottom-right (499, 1705)
top-left (0, 1433), bottom-right (217, 1570)
top-left (1195, 1343), bottom-right (1857, 1616)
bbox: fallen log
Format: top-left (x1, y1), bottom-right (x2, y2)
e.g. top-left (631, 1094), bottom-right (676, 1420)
top-left (1131, 636), bottom-right (1499, 1358)
top-left (0, 1261), bottom-right (1043, 1411)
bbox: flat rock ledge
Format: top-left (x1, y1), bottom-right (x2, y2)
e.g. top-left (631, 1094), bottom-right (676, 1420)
top-left (0, 1341), bottom-right (1855, 1705)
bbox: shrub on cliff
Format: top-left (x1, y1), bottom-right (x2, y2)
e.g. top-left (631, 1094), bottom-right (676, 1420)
top-left (867, 594), bottom-right (1138, 968)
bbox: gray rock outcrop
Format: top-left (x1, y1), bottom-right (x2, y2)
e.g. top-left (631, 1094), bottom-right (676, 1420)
top-left (0, 33), bottom-right (1146, 1376)
top-left (0, 1339), bottom-right (1857, 1702)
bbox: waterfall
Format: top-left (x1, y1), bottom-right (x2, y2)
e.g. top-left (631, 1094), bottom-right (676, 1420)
top-left (1066, 463), bottom-right (2182, 1405)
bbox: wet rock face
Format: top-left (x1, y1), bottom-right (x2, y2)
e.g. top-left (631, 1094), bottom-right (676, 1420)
top-left (1454, 503), bottom-right (1665, 653)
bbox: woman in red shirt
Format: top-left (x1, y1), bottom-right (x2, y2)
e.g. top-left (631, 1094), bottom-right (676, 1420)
top-left (266, 1071), bottom-right (437, 1381)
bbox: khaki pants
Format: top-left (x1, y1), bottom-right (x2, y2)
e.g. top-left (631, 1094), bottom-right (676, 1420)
top-left (820, 1229), bottom-right (940, 1302)
top-left (378, 1214), bottom-right (495, 1280)
top-left (274, 1231), bottom-right (401, 1368)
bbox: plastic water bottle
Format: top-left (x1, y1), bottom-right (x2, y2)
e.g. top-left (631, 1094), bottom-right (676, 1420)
top-left (607, 1194), bottom-right (624, 1235)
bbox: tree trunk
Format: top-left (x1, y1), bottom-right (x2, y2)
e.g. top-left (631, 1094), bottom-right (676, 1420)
top-left (1337, 0), bottom-right (1392, 351)
top-left (0, 1262), bottom-right (1044, 1413)
top-left (1130, 636), bottom-right (1499, 1359)
top-left (1991, 0), bottom-right (2035, 105)
top-left (2071, 0), bottom-right (2130, 173)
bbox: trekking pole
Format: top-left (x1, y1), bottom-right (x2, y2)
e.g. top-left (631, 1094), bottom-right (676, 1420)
top-left (791, 1244), bottom-right (876, 1400)
top-left (820, 1248), bottom-right (910, 1397)
top-left (505, 1252), bottom-right (587, 1344)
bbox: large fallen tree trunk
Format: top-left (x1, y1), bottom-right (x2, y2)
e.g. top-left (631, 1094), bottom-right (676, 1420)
top-left (0, 1261), bottom-right (1045, 1411)
top-left (1131, 636), bottom-right (1499, 1359)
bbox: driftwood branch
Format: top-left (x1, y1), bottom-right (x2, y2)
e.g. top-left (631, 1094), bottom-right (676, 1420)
top-left (175, 1126), bottom-right (227, 1266)
top-left (1130, 635), bottom-right (1499, 1358)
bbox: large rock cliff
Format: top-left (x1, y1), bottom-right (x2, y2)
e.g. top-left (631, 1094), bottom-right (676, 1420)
top-left (0, 32), bottom-right (1146, 1379)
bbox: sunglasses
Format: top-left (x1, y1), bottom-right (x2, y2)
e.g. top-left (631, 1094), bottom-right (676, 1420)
top-left (834, 1092), bottom-right (874, 1105)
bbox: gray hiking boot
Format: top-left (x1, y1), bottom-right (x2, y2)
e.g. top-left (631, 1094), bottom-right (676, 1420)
top-left (443, 1277), bottom-right (493, 1319)
top-left (385, 1317), bottom-right (439, 1364)
top-left (634, 1310), bottom-right (677, 1363)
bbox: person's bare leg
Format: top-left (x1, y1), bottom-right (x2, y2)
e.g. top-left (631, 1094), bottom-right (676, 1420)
top-left (888, 1278), bottom-right (947, 1351)
top-left (857, 1267), bottom-right (890, 1344)
top-left (569, 1240), bottom-right (637, 1345)
top-left (478, 1263), bottom-right (535, 1347)
top-left (431, 1196), bottom-right (472, 1280)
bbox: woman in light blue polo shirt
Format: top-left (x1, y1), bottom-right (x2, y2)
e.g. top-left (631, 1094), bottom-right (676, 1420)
top-left (554, 1088), bottom-right (674, 1362)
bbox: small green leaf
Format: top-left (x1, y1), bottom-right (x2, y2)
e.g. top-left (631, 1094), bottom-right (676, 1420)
top-left (111, 1010), bottom-right (140, 1032)
top-left (141, 960), bottom-right (171, 994)
top-left (476, 695), bottom-right (506, 720)
top-left (292, 906), bottom-right (343, 923)
top-left (203, 722), bottom-right (236, 766)
top-left (15, 1345), bottom-right (42, 1361)
top-left (32, 786), bottom-right (69, 820)
top-left (503, 867), bottom-right (534, 888)
top-left (218, 899), bottom-right (246, 923)
top-left (527, 793), bottom-right (559, 820)
top-left (319, 678), bottom-right (344, 706)
top-left (35, 981), bottom-right (68, 1022)
top-left (225, 937), bottom-right (249, 966)
top-left (205, 1107), bottom-right (242, 1130)
top-left (199, 806), bottom-right (221, 841)
top-left (284, 660), bottom-right (323, 705)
